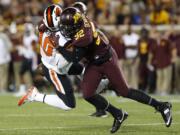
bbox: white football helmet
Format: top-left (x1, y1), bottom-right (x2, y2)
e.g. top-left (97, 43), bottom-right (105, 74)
top-left (43, 4), bottom-right (62, 31)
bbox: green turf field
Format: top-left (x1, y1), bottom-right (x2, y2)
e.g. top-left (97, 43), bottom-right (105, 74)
top-left (0, 95), bottom-right (179, 135)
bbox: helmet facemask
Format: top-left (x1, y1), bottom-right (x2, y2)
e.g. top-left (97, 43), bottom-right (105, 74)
top-left (59, 7), bottom-right (83, 38)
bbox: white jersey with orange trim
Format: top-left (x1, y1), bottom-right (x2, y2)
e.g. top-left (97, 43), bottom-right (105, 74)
top-left (39, 31), bottom-right (72, 74)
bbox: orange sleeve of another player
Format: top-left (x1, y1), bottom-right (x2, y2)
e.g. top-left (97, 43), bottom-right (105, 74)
top-left (39, 32), bottom-right (43, 46)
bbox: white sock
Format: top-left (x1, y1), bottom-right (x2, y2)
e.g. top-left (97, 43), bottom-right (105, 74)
top-left (35, 94), bottom-right (71, 111)
top-left (34, 93), bottom-right (44, 102)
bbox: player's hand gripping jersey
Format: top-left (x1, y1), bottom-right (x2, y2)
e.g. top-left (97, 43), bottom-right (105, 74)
top-left (39, 30), bottom-right (72, 74)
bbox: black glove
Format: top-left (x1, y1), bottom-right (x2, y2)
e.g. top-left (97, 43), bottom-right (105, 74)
top-left (68, 63), bottom-right (84, 75)
top-left (57, 46), bottom-right (87, 63)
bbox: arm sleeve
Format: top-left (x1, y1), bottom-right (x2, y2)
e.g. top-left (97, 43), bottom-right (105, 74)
top-left (39, 32), bottom-right (43, 45)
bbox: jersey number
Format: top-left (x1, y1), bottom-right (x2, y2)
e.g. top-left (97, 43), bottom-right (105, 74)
top-left (42, 37), bottom-right (53, 56)
top-left (75, 30), bottom-right (85, 40)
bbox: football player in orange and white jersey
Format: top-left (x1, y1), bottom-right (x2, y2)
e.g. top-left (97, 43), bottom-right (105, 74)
top-left (18, 4), bottom-right (110, 112)
top-left (18, 4), bottom-right (77, 110)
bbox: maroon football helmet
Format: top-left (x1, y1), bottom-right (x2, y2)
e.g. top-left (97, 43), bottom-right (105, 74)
top-left (59, 7), bottom-right (83, 38)
top-left (72, 2), bottom-right (87, 14)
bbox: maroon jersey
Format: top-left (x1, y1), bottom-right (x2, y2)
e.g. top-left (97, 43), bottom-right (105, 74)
top-left (169, 34), bottom-right (180, 57)
top-left (138, 38), bottom-right (155, 63)
top-left (70, 15), bottom-right (110, 63)
top-left (150, 38), bottom-right (173, 69)
top-left (10, 34), bottom-right (24, 62)
top-left (110, 36), bottom-right (125, 60)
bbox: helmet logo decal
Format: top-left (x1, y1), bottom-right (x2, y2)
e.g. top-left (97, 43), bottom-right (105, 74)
top-left (55, 7), bottom-right (61, 16)
top-left (73, 13), bottom-right (81, 24)
top-left (47, 7), bottom-right (53, 27)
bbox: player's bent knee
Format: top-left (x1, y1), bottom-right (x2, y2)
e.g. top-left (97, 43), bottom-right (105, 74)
top-left (64, 102), bottom-right (76, 110)
top-left (66, 99), bottom-right (76, 109)
top-left (114, 85), bottom-right (130, 97)
top-left (60, 103), bottom-right (75, 111)
top-left (63, 106), bottom-right (73, 111)
top-left (57, 92), bottom-right (76, 109)
top-left (67, 103), bottom-right (76, 109)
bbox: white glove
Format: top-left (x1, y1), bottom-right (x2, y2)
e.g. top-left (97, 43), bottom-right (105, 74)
top-left (147, 64), bottom-right (154, 71)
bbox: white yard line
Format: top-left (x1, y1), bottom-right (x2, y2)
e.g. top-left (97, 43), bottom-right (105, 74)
top-left (0, 113), bottom-right (86, 117)
top-left (0, 123), bottom-right (179, 131)
top-left (0, 110), bottom-right (179, 117)
top-left (126, 123), bottom-right (179, 126)
top-left (117, 99), bottom-right (180, 103)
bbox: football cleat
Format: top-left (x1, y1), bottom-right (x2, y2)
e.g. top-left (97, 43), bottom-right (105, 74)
top-left (110, 111), bottom-right (128, 134)
top-left (89, 110), bottom-right (108, 118)
top-left (18, 86), bottom-right (39, 106)
top-left (156, 102), bottom-right (172, 127)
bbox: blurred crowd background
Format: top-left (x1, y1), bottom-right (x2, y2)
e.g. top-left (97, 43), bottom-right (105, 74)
top-left (0, 0), bottom-right (180, 96)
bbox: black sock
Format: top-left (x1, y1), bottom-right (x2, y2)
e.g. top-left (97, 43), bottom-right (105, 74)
top-left (106, 104), bottom-right (122, 118)
top-left (85, 94), bottom-right (122, 118)
top-left (150, 98), bottom-right (163, 110)
top-left (85, 94), bottom-right (108, 110)
top-left (126, 88), bottom-right (162, 109)
top-left (43, 94), bottom-right (46, 103)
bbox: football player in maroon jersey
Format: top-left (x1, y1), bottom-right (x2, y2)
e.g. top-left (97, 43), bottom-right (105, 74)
top-left (58, 7), bottom-right (172, 133)
top-left (72, 1), bottom-right (108, 118)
